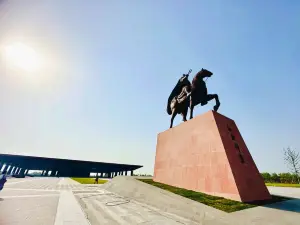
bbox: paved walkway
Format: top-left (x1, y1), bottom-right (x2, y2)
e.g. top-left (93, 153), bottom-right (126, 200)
top-left (0, 177), bottom-right (93, 225)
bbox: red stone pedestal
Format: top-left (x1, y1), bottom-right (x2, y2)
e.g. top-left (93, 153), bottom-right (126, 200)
top-left (153, 111), bottom-right (271, 202)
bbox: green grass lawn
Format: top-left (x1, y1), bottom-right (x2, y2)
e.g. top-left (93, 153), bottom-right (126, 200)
top-left (139, 179), bottom-right (290, 213)
top-left (265, 183), bottom-right (300, 188)
top-left (71, 177), bottom-right (108, 184)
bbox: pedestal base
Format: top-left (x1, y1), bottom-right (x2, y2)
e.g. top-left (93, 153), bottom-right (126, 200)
top-left (153, 111), bottom-right (271, 202)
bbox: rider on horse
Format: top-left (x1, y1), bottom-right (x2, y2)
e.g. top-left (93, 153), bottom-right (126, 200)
top-left (167, 71), bottom-right (192, 115)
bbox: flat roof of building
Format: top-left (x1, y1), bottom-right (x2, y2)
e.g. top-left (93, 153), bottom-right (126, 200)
top-left (0, 153), bottom-right (143, 171)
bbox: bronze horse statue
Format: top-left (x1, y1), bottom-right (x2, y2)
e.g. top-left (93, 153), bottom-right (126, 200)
top-left (167, 68), bottom-right (220, 128)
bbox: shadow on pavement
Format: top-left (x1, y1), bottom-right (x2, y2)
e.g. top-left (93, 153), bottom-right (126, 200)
top-left (245, 195), bottom-right (300, 213)
top-left (263, 196), bottom-right (300, 213)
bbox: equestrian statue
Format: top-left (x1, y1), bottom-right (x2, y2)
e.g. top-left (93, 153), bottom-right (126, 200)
top-left (167, 68), bottom-right (220, 128)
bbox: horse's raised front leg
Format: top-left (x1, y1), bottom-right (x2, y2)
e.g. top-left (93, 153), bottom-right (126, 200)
top-left (206, 94), bottom-right (220, 112)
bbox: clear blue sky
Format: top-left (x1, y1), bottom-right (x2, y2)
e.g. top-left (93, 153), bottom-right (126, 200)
top-left (0, 1), bottom-right (299, 174)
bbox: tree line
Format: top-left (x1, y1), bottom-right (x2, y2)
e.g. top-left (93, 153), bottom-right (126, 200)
top-left (260, 147), bottom-right (299, 184)
top-left (260, 172), bottom-right (300, 184)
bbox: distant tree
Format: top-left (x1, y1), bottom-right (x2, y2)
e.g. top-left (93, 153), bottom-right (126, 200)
top-left (271, 173), bottom-right (280, 183)
top-left (261, 172), bottom-right (272, 182)
top-left (278, 173), bottom-right (292, 183)
top-left (283, 147), bottom-right (300, 183)
top-left (291, 173), bottom-right (299, 184)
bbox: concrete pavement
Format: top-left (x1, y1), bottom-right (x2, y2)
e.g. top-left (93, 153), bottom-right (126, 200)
top-left (0, 177), bottom-right (300, 225)
top-left (0, 177), bottom-right (202, 225)
top-left (0, 178), bottom-right (60, 225)
top-left (75, 189), bottom-right (201, 225)
top-left (232, 185), bottom-right (300, 225)
top-left (0, 177), bottom-right (92, 225)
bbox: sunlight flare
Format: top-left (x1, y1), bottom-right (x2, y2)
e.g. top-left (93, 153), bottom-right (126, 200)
top-left (3, 42), bottom-right (41, 72)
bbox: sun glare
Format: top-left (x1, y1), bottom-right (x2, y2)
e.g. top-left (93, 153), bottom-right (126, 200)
top-left (3, 42), bottom-right (41, 72)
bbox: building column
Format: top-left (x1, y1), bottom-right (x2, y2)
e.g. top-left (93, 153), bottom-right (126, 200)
top-left (2, 164), bottom-right (8, 172)
top-left (10, 166), bottom-right (16, 175)
top-left (6, 165), bottom-right (13, 174)
top-left (13, 167), bottom-right (18, 174)
top-left (25, 169), bottom-right (29, 175)
top-left (0, 162), bottom-right (3, 171)
top-left (18, 168), bottom-right (22, 175)
top-left (130, 170), bottom-right (133, 176)
top-left (125, 171), bottom-right (128, 176)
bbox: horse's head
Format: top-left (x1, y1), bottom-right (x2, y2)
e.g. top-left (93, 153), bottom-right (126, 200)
top-left (200, 68), bottom-right (213, 77)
